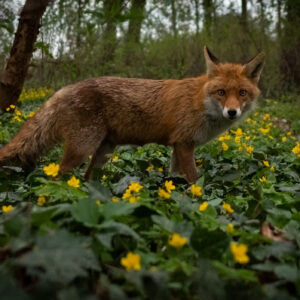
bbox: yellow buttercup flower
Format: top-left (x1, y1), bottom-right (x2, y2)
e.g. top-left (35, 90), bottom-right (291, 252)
top-left (165, 180), bottom-right (175, 193)
top-left (43, 163), bottom-right (60, 177)
top-left (37, 196), bottom-right (46, 206)
top-left (246, 145), bottom-right (254, 154)
top-left (222, 142), bottom-right (229, 151)
top-left (169, 233), bottom-right (187, 248)
top-left (112, 156), bottom-right (118, 162)
top-left (128, 196), bottom-right (140, 203)
top-left (67, 176), bottom-right (80, 188)
top-left (230, 242), bottom-right (250, 264)
top-left (146, 165), bottom-right (154, 171)
top-left (222, 202), bottom-right (234, 214)
top-left (128, 182), bottom-right (143, 193)
top-left (157, 167), bottom-right (163, 172)
top-left (259, 176), bottom-right (267, 183)
top-left (232, 128), bottom-right (243, 136)
top-left (259, 127), bottom-right (270, 135)
top-left (226, 223), bottom-right (234, 234)
top-left (111, 196), bottom-right (119, 202)
top-left (122, 182), bottom-right (143, 200)
top-left (121, 252), bottom-right (141, 271)
top-left (292, 142), bottom-right (300, 157)
top-left (96, 200), bottom-right (101, 206)
top-left (158, 188), bottom-right (171, 199)
top-left (28, 111), bottom-right (35, 118)
top-left (270, 166), bottom-right (275, 172)
top-left (199, 201), bottom-right (208, 212)
top-left (263, 161), bottom-right (270, 167)
top-left (190, 184), bottom-right (202, 197)
top-left (2, 205), bottom-right (14, 213)
top-left (282, 136), bottom-right (287, 142)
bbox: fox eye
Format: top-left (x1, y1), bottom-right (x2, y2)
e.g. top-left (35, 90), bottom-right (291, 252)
top-left (217, 89), bottom-right (225, 96)
top-left (239, 89), bottom-right (247, 96)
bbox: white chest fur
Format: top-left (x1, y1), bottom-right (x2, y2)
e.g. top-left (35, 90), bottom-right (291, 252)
top-left (193, 116), bottom-right (234, 145)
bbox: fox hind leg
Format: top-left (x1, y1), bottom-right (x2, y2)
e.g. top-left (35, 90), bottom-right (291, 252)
top-left (84, 140), bottom-right (115, 180)
top-left (59, 128), bottom-right (107, 175)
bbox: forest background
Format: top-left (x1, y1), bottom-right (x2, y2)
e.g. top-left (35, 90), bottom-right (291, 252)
top-left (0, 0), bottom-right (299, 97)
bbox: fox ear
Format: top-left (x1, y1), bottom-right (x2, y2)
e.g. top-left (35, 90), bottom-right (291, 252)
top-left (204, 46), bottom-right (219, 75)
top-left (243, 51), bottom-right (265, 83)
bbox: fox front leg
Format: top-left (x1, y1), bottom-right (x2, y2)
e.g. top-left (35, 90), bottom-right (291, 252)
top-left (171, 143), bottom-right (198, 183)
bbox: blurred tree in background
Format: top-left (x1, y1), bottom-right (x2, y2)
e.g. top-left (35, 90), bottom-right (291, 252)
top-left (0, 0), bottom-right (299, 100)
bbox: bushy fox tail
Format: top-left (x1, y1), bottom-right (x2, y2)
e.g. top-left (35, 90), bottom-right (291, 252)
top-left (0, 100), bottom-right (59, 170)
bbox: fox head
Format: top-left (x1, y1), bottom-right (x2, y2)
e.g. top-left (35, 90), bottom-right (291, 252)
top-left (203, 46), bottom-right (265, 121)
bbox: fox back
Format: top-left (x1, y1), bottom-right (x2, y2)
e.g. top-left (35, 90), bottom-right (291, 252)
top-left (0, 46), bottom-right (265, 182)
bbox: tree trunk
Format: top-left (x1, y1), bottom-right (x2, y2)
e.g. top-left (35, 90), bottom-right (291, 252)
top-left (124, 0), bottom-right (146, 67)
top-left (125, 0), bottom-right (146, 44)
top-left (280, 0), bottom-right (300, 91)
top-left (203, 0), bottom-right (213, 37)
top-left (241, 0), bottom-right (247, 30)
top-left (0, 0), bottom-right (50, 111)
top-left (170, 0), bottom-right (177, 39)
top-left (193, 0), bottom-right (200, 36)
top-left (100, 0), bottom-right (122, 65)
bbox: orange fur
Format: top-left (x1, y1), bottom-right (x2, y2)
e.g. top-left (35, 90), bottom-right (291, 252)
top-left (0, 47), bottom-right (265, 182)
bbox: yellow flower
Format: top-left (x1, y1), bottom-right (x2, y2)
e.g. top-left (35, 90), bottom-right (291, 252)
top-left (287, 132), bottom-right (292, 136)
top-left (259, 176), bottom-right (267, 183)
top-left (157, 167), bottom-right (163, 172)
top-left (37, 196), bottom-right (46, 206)
top-left (158, 188), bottom-right (171, 199)
top-left (270, 166), bottom-right (275, 172)
top-left (165, 180), bottom-right (175, 193)
top-left (263, 161), bottom-right (270, 167)
top-left (226, 223), bottom-right (234, 234)
top-left (121, 252), bottom-right (141, 271)
top-left (128, 196), bottom-right (140, 203)
top-left (292, 142), bottom-right (300, 157)
top-left (245, 136), bottom-right (251, 141)
top-left (2, 205), bottom-right (14, 213)
top-left (28, 111), bottom-right (35, 118)
top-left (222, 142), bottom-right (229, 151)
top-left (282, 136), bottom-right (287, 142)
top-left (263, 113), bottom-right (270, 121)
top-left (112, 156), bottom-right (118, 162)
top-left (122, 182), bottom-right (143, 200)
top-left (246, 145), bottom-right (254, 154)
top-left (43, 163), bottom-right (60, 177)
top-left (96, 200), bottom-right (101, 206)
top-left (67, 176), bottom-right (80, 188)
top-left (259, 127), bottom-right (270, 135)
top-left (235, 136), bottom-right (241, 144)
top-left (199, 201), bottom-right (208, 212)
top-left (222, 202), bottom-right (234, 214)
top-left (230, 242), bottom-right (250, 264)
top-left (190, 184), bottom-right (202, 197)
top-left (146, 165), bottom-right (154, 171)
top-left (232, 128), bottom-right (243, 136)
top-left (112, 196), bottom-right (119, 202)
top-left (129, 182), bottom-right (143, 193)
top-left (169, 233), bottom-right (187, 248)
top-left (268, 135), bottom-right (274, 140)
top-left (102, 175), bottom-right (107, 180)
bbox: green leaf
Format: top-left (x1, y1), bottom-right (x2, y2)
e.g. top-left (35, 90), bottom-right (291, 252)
top-left (102, 202), bottom-right (139, 220)
top-left (96, 220), bottom-right (142, 248)
top-left (16, 230), bottom-right (100, 284)
top-left (71, 198), bottom-right (100, 226)
top-left (213, 261), bottom-right (258, 283)
top-left (87, 181), bottom-right (111, 202)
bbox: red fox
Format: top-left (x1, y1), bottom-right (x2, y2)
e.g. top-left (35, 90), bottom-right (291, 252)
top-left (0, 47), bottom-right (264, 182)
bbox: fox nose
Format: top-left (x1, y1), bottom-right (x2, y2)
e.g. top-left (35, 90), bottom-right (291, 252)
top-left (228, 109), bottom-right (237, 117)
